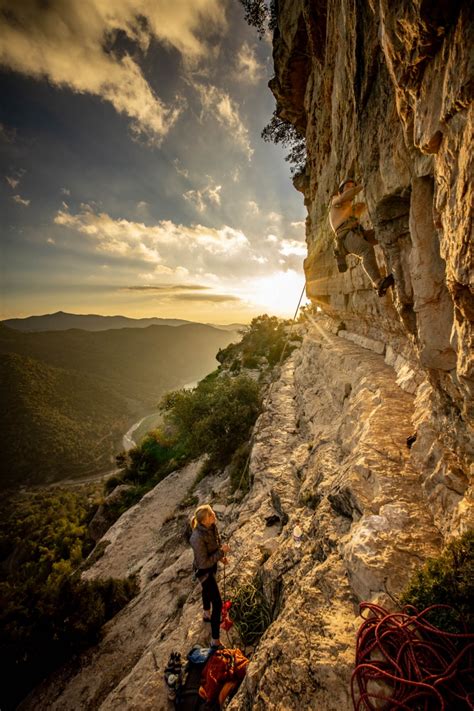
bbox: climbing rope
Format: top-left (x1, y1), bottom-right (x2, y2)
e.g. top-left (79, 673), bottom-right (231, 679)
top-left (351, 602), bottom-right (474, 710)
top-left (229, 578), bottom-right (272, 647)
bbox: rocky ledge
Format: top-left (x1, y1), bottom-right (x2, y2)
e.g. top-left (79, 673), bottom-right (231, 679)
top-left (20, 321), bottom-right (471, 710)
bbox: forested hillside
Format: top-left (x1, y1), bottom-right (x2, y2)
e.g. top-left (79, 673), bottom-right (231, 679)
top-left (0, 323), bottom-right (237, 487)
top-left (1, 352), bottom-right (128, 487)
top-left (0, 323), bottom-right (237, 406)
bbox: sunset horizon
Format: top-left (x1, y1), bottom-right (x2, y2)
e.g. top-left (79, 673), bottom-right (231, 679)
top-left (1, 0), bottom-right (307, 324)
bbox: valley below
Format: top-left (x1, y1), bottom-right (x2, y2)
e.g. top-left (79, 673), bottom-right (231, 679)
top-left (0, 323), bottom-right (238, 490)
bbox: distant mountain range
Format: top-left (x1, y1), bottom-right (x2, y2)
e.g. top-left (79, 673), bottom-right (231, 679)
top-left (0, 322), bottom-right (239, 488)
top-left (2, 311), bottom-right (245, 333)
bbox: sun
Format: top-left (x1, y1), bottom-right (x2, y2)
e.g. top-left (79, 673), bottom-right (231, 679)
top-left (246, 270), bottom-right (308, 318)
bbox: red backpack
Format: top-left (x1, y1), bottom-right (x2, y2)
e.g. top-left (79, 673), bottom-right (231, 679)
top-left (198, 648), bottom-right (249, 705)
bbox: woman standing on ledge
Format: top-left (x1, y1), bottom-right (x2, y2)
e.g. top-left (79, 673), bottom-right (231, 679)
top-left (190, 504), bottom-right (230, 648)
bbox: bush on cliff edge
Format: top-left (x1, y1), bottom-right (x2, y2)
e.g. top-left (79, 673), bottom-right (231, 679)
top-left (401, 530), bottom-right (474, 633)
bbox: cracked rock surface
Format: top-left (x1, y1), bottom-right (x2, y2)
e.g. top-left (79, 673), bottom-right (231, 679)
top-left (21, 323), bottom-right (470, 710)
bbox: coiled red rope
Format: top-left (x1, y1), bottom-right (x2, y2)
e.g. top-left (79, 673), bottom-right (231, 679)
top-left (351, 602), bottom-right (474, 710)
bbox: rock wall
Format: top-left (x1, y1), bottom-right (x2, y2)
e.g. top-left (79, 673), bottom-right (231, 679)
top-left (271, 0), bottom-right (473, 535)
top-left (17, 4), bottom-right (473, 709)
top-left (21, 325), bottom-right (470, 710)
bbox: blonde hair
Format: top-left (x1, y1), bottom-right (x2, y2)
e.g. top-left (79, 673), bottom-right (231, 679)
top-left (191, 504), bottom-right (213, 529)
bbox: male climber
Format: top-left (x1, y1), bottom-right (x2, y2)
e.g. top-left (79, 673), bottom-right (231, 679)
top-left (329, 178), bottom-right (394, 297)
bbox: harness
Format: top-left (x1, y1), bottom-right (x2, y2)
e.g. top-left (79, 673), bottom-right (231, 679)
top-left (334, 216), bottom-right (361, 255)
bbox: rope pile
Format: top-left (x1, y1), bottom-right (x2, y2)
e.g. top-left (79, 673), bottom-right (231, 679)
top-left (230, 580), bottom-right (272, 647)
top-left (351, 602), bottom-right (474, 710)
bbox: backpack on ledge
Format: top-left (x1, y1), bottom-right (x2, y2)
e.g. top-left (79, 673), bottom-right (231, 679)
top-left (198, 648), bottom-right (249, 707)
top-left (174, 646), bottom-right (214, 711)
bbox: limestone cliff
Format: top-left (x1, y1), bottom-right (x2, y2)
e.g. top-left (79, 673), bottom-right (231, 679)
top-left (271, 0), bottom-right (473, 537)
top-left (19, 323), bottom-right (471, 710)
top-left (18, 3), bottom-right (473, 710)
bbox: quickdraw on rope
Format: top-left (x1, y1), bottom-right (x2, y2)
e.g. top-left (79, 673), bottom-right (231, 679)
top-left (351, 602), bottom-right (474, 710)
top-left (220, 561), bottom-right (233, 632)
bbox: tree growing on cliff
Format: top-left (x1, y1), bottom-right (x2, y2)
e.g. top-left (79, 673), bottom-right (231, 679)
top-left (238, 0), bottom-right (278, 38)
top-left (261, 110), bottom-right (306, 175)
top-left (159, 374), bottom-right (262, 471)
top-left (217, 314), bottom-right (299, 369)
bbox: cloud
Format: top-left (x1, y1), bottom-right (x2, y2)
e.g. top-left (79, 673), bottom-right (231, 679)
top-left (144, 265), bottom-right (190, 278)
top-left (247, 200), bottom-right (259, 214)
top-left (265, 234), bottom-right (279, 243)
top-left (267, 211), bottom-right (282, 223)
top-left (291, 220), bottom-right (306, 229)
top-left (5, 168), bottom-right (25, 189)
top-left (173, 159), bottom-right (189, 178)
top-left (192, 81), bottom-right (253, 158)
top-left (0, 122), bottom-right (16, 143)
top-left (47, 237), bottom-right (55, 244)
top-left (235, 43), bottom-right (264, 83)
top-left (61, 187), bottom-right (71, 195)
top-left (184, 181), bottom-right (222, 212)
top-left (124, 284), bottom-right (209, 292)
top-left (120, 283), bottom-right (240, 303)
top-left (174, 293), bottom-right (241, 303)
top-left (279, 239), bottom-right (306, 257)
top-left (0, 0), bottom-right (226, 141)
top-left (54, 208), bottom-right (249, 264)
top-left (5, 176), bottom-right (19, 189)
top-left (12, 194), bottom-right (30, 206)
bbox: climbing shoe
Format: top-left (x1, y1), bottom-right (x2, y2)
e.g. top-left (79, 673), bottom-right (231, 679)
top-left (377, 273), bottom-right (394, 297)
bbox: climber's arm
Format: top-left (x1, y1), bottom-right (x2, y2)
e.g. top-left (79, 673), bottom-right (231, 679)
top-left (332, 184), bottom-right (363, 206)
top-left (353, 202), bottom-right (366, 218)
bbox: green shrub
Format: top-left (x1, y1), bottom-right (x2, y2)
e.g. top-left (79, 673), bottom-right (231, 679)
top-left (400, 531), bottom-right (474, 633)
top-left (217, 315), bottom-right (296, 371)
top-left (242, 354), bottom-right (259, 369)
top-left (178, 493), bottom-right (199, 510)
top-left (104, 474), bottom-right (123, 494)
top-left (123, 428), bottom-right (189, 483)
top-left (159, 373), bottom-right (261, 471)
top-left (107, 427), bottom-right (193, 519)
top-left (228, 442), bottom-right (252, 494)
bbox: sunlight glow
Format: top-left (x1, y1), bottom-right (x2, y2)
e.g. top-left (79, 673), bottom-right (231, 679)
top-left (243, 270), bottom-right (309, 318)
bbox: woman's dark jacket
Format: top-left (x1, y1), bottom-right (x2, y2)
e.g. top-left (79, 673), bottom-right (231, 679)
top-left (190, 523), bottom-right (223, 576)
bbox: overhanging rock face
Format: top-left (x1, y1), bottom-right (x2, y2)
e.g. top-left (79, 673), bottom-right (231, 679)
top-left (271, 0), bottom-right (473, 528)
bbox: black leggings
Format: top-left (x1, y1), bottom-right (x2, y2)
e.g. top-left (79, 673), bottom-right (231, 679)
top-left (201, 571), bottom-right (222, 640)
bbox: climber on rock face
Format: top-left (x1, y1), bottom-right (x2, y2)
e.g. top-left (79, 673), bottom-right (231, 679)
top-left (329, 178), bottom-right (395, 297)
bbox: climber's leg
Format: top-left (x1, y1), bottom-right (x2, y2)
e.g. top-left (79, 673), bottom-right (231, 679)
top-left (201, 578), bottom-right (211, 616)
top-left (361, 228), bottom-right (377, 245)
top-left (343, 229), bottom-right (382, 287)
top-left (205, 572), bottom-right (222, 642)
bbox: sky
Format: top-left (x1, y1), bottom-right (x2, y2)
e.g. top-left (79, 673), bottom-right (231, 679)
top-left (0, 0), bottom-right (307, 324)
